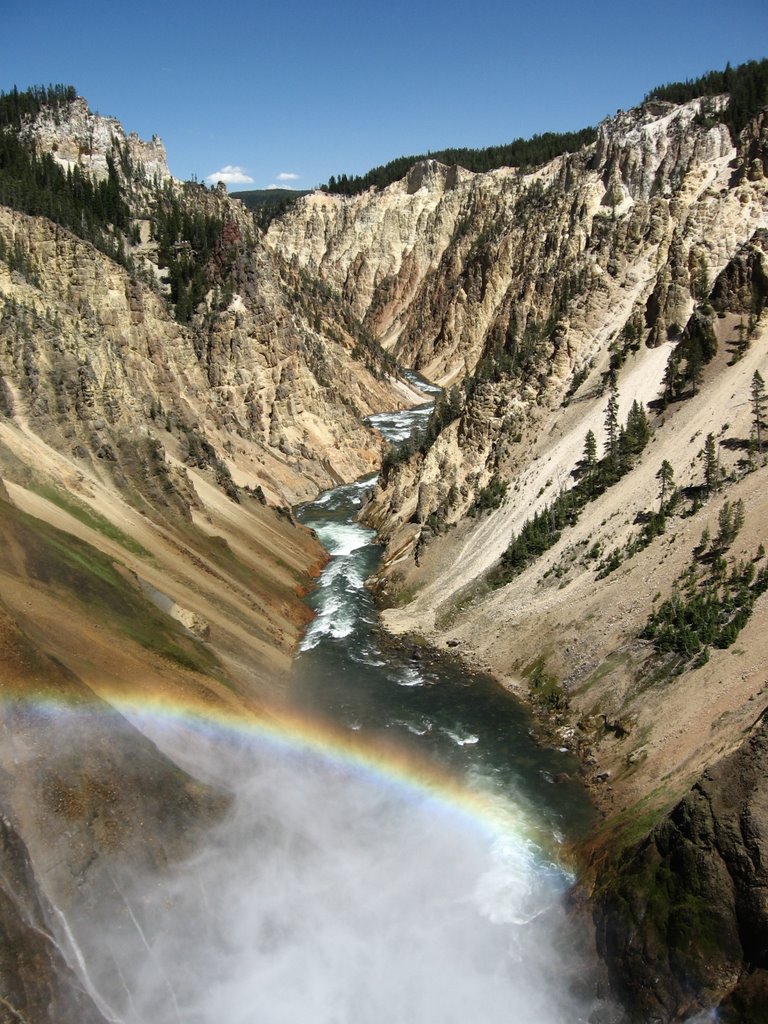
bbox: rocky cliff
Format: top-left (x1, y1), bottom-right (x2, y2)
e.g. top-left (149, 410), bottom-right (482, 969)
top-left (0, 90), bottom-right (424, 1022)
top-left (269, 91), bottom-right (768, 1019)
top-left (268, 98), bottom-right (740, 385)
top-left (23, 94), bottom-right (171, 183)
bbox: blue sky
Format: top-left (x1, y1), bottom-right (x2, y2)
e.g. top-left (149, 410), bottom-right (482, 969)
top-left (3, 0), bottom-right (767, 190)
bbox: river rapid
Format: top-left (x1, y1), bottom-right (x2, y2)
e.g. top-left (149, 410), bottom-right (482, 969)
top-left (285, 380), bottom-right (615, 1023)
top-left (293, 402), bottom-right (597, 851)
top-left (51, 380), bottom-right (619, 1024)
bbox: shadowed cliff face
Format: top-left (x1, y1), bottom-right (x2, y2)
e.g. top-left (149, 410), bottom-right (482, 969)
top-left (0, 593), bottom-right (232, 1024)
top-left (0, 699), bottom-right (230, 1023)
top-left (593, 711), bottom-right (768, 1023)
top-left (0, 816), bottom-right (109, 1024)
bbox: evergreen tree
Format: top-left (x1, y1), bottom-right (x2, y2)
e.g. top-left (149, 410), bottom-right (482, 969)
top-left (661, 347), bottom-right (681, 406)
top-left (732, 498), bottom-right (746, 538)
top-left (692, 253), bottom-right (709, 302)
top-left (686, 337), bottom-right (704, 396)
top-left (604, 372), bottom-right (620, 470)
top-left (582, 428), bottom-right (597, 491)
top-left (656, 460), bottom-right (675, 511)
top-left (733, 318), bottom-right (750, 361)
top-left (717, 500), bottom-right (735, 548)
top-left (625, 399), bottom-right (650, 455)
top-left (703, 433), bottom-right (719, 495)
top-left (751, 370), bottom-right (766, 452)
top-left (616, 425), bottom-right (633, 475)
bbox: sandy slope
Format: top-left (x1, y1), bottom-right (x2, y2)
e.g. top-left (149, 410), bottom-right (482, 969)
top-left (381, 319), bottom-right (768, 821)
top-left (0, 410), bottom-right (322, 708)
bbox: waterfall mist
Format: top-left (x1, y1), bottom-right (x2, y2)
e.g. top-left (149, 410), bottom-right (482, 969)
top-left (54, 396), bottom-right (614, 1022)
top-left (69, 722), bottom-right (608, 1024)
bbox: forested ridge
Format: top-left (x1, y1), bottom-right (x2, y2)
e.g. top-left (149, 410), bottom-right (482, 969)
top-left (0, 84), bottom-right (236, 323)
top-left (321, 127), bottom-right (597, 196)
top-left (646, 57), bottom-right (768, 136)
top-left (232, 188), bottom-right (311, 229)
top-left (0, 83), bottom-right (132, 265)
top-left (321, 58), bottom-right (768, 197)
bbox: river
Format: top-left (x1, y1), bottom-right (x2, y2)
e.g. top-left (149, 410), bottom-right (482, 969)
top-left (283, 380), bottom-right (612, 1023)
top-left (293, 399), bottom-right (597, 850)
top-left (57, 380), bottom-right (616, 1024)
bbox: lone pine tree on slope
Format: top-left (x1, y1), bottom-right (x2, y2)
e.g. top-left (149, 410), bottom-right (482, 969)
top-left (656, 460), bottom-right (675, 511)
top-left (703, 433), bottom-right (719, 495)
top-left (751, 370), bottom-right (766, 452)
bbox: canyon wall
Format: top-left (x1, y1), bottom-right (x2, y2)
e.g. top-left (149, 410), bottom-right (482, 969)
top-left (0, 93), bottom-right (422, 1022)
top-left (272, 95), bottom-right (768, 1019)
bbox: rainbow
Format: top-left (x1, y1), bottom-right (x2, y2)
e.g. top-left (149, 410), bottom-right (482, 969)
top-left (2, 689), bottom-right (569, 870)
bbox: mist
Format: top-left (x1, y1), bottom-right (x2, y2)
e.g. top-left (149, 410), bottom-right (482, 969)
top-left (70, 720), bottom-right (606, 1024)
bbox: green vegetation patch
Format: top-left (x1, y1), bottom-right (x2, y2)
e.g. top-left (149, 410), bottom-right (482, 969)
top-left (594, 789), bottom-right (672, 856)
top-left (0, 499), bottom-right (221, 677)
top-left (525, 656), bottom-right (568, 713)
top-left (641, 544), bottom-right (768, 669)
top-left (575, 648), bottom-right (633, 697)
top-left (468, 474), bottom-right (508, 516)
top-left (151, 183), bottom-right (228, 321)
top-left (29, 482), bottom-right (151, 558)
top-left (490, 394), bottom-right (650, 587)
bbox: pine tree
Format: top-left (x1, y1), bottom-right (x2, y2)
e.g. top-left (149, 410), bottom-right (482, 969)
top-left (616, 425), bottom-right (631, 474)
top-left (661, 347), bottom-right (680, 406)
top-left (692, 253), bottom-right (709, 302)
top-left (703, 433), bottom-right (719, 495)
top-left (732, 498), bottom-right (745, 537)
top-left (582, 429), bottom-right (597, 491)
top-left (626, 399), bottom-right (650, 453)
top-left (717, 501), bottom-right (734, 549)
top-left (656, 460), bottom-right (675, 511)
top-left (733, 318), bottom-right (750, 361)
top-left (751, 370), bottom-right (766, 452)
top-left (604, 373), bottom-right (619, 471)
top-left (687, 337), bottom-right (704, 396)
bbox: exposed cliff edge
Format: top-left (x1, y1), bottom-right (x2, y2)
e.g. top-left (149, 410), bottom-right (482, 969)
top-left (22, 94), bottom-right (171, 183)
top-left (592, 710), bottom-right (768, 1022)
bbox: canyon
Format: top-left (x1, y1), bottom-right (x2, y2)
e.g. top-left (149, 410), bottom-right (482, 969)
top-left (0, 76), bottom-right (767, 1021)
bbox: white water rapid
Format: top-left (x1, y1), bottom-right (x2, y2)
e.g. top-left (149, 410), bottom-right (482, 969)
top-left (51, 381), bottom-right (622, 1023)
